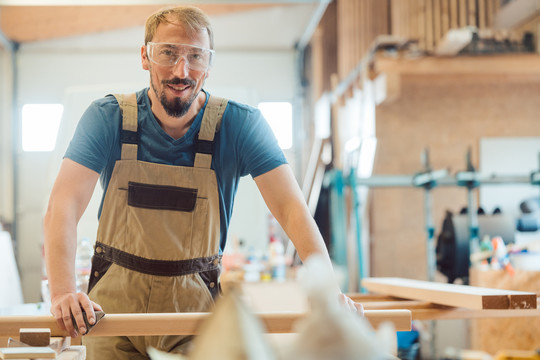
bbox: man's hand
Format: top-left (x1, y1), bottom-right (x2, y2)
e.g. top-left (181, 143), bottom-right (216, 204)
top-left (339, 293), bottom-right (364, 316)
top-left (50, 292), bottom-right (102, 338)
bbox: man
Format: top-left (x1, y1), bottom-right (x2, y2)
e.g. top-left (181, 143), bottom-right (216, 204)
top-left (44, 5), bottom-right (362, 359)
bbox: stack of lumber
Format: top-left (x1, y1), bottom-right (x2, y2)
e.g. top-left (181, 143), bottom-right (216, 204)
top-left (358, 277), bottom-right (539, 355)
top-left (361, 277), bottom-right (537, 311)
top-left (355, 277), bottom-right (538, 321)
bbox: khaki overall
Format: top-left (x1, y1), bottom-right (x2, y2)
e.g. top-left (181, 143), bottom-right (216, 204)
top-left (83, 93), bottom-right (228, 359)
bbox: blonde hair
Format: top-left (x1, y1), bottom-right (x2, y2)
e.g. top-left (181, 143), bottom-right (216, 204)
top-left (144, 6), bottom-right (214, 49)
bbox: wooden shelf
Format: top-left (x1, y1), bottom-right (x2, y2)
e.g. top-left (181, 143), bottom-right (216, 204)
top-left (375, 54), bottom-right (540, 75)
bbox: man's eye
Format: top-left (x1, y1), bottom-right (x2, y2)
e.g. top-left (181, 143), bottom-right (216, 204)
top-left (161, 49), bottom-right (175, 56)
top-left (188, 53), bottom-right (205, 63)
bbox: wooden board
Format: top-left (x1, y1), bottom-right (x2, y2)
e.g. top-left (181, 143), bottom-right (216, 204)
top-left (361, 277), bottom-right (537, 309)
top-left (19, 328), bottom-right (50, 346)
top-left (0, 346), bottom-right (56, 359)
top-left (349, 293), bottom-right (540, 320)
top-left (0, 310), bottom-right (412, 338)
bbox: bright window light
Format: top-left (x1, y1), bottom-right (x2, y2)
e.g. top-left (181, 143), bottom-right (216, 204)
top-left (22, 104), bottom-right (63, 152)
top-left (258, 102), bottom-right (292, 150)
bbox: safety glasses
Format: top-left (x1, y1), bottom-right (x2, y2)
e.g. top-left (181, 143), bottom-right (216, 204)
top-left (146, 42), bottom-right (214, 71)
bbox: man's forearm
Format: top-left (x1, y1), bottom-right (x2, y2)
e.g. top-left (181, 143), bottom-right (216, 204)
top-left (43, 205), bottom-right (79, 298)
top-left (279, 199), bottom-right (334, 268)
top-left (254, 164), bottom-right (334, 268)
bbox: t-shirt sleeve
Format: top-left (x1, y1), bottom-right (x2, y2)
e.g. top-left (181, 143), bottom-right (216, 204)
top-left (64, 99), bottom-right (119, 174)
top-left (235, 107), bottom-right (288, 178)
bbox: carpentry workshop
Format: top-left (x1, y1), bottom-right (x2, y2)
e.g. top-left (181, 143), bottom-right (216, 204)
top-left (1, 0), bottom-right (540, 359)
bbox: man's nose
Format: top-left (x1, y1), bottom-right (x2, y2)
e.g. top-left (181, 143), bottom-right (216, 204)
top-left (172, 57), bottom-right (189, 77)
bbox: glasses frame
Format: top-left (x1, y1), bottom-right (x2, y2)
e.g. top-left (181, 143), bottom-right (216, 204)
top-left (146, 42), bottom-right (215, 71)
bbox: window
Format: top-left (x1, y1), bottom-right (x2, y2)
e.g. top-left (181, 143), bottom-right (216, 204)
top-left (257, 102), bottom-right (292, 150)
top-left (22, 104), bottom-right (63, 152)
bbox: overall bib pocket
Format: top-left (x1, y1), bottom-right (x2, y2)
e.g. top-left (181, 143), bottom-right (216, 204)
top-left (128, 182), bottom-right (197, 212)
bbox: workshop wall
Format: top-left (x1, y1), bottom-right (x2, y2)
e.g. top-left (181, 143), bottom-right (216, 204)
top-left (371, 72), bottom-right (540, 279)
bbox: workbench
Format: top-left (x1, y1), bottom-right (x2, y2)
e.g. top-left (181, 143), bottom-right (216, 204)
top-left (1, 279), bottom-right (538, 358)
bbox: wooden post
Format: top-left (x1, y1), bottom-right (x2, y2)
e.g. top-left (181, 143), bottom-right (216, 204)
top-left (330, 74), bottom-right (343, 169)
top-left (441, 0), bottom-right (450, 37)
top-left (486, 0), bottom-right (493, 27)
top-left (478, 0), bottom-right (486, 29)
top-left (433, 0), bottom-right (442, 48)
top-left (468, 0), bottom-right (477, 26)
top-left (425, 0), bottom-right (434, 52)
top-left (459, 0), bottom-right (467, 27)
top-left (450, 0), bottom-right (459, 28)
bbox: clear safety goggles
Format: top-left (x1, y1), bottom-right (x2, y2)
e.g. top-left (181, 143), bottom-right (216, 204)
top-left (146, 42), bottom-right (214, 71)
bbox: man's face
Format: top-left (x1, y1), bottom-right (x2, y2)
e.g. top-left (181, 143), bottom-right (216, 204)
top-left (142, 20), bottom-right (211, 117)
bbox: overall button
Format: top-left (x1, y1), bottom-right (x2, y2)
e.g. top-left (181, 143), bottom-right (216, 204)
top-left (94, 271), bottom-right (100, 278)
top-left (212, 258), bottom-right (219, 266)
top-left (209, 282), bottom-right (215, 288)
top-left (95, 246), bottom-right (103, 254)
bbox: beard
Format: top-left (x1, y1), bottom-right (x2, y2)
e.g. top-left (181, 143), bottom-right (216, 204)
top-left (150, 74), bottom-right (199, 117)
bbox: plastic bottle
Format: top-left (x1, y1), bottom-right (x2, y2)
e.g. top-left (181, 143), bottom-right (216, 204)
top-left (243, 247), bottom-right (262, 282)
top-left (75, 237), bottom-right (94, 293)
top-left (269, 235), bottom-right (286, 281)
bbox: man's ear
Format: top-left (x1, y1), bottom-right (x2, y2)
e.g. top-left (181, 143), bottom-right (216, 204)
top-left (141, 45), bottom-right (150, 70)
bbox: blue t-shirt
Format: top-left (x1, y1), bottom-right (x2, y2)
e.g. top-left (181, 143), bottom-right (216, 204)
top-left (64, 88), bottom-right (287, 251)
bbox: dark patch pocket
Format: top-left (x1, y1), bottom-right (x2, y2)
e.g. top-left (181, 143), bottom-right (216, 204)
top-left (128, 182), bottom-right (197, 212)
top-left (199, 268), bottom-right (221, 300)
top-left (88, 254), bottom-right (113, 294)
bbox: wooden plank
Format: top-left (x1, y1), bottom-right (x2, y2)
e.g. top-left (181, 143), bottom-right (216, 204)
top-left (441, 0), bottom-right (450, 36)
top-left (433, 0), bottom-right (442, 46)
top-left (408, 0), bottom-right (417, 41)
top-left (450, 0), bottom-right (459, 28)
top-left (366, 0), bottom-right (374, 52)
top-left (411, 306), bottom-right (540, 321)
top-left (0, 346), bottom-right (56, 359)
top-left (486, 0), bottom-right (493, 27)
top-left (402, 0), bottom-right (410, 39)
top-left (425, 0), bottom-right (434, 51)
top-left (362, 277), bottom-right (537, 309)
top-left (417, 0), bottom-right (426, 49)
top-left (351, 293), bottom-right (540, 320)
top-left (19, 328), bottom-right (50, 346)
top-left (0, 310), bottom-right (412, 338)
top-left (391, 0), bottom-right (401, 36)
top-left (459, 0), bottom-right (467, 27)
top-left (478, 0), bottom-right (486, 29)
top-left (468, 0), bottom-right (476, 26)
top-left (362, 300), bottom-right (435, 310)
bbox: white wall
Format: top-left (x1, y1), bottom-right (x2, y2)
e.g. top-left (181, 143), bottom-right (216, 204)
top-left (480, 137), bottom-right (540, 220)
top-left (14, 21), bottom-right (299, 301)
top-left (0, 47), bottom-right (14, 226)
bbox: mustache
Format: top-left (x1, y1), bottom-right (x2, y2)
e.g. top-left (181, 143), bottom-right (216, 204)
top-left (162, 78), bottom-right (196, 87)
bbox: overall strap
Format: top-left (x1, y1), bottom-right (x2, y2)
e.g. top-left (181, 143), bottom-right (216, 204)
top-left (194, 96), bottom-right (228, 169)
top-left (113, 93), bottom-right (138, 160)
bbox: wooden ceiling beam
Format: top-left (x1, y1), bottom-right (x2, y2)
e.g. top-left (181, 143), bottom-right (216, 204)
top-left (0, 4), bottom-right (281, 43)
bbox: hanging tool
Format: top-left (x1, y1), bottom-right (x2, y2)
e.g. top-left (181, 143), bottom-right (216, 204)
top-left (456, 147), bottom-right (481, 273)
